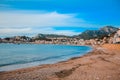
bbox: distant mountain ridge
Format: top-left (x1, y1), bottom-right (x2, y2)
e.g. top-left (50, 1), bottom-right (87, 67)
top-left (76, 26), bottom-right (119, 40)
top-left (100, 26), bottom-right (118, 33)
top-left (34, 26), bottom-right (119, 40)
top-left (0, 26), bottom-right (119, 45)
top-left (33, 34), bottom-right (70, 40)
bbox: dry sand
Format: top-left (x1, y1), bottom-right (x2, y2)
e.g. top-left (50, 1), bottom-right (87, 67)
top-left (0, 44), bottom-right (120, 80)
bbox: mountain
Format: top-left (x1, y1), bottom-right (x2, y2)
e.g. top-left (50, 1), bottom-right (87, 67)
top-left (77, 26), bottom-right (119, 40)
top-left (100, 26), bottom-right (118, 33)
top-left (40, 34), bottom-right (69, 38)
top-left (33, 33), bottom-right (70, 40)
top-left (34, 26), bottom-right (118, 40)
top-left (34, 34), bottom-right (46, 39)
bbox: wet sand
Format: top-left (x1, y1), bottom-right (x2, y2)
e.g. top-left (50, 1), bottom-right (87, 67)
top-left (0, 44), bottom-right (120, 80)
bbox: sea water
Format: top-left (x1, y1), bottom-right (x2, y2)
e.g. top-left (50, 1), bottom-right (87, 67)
top-left (0, 43), bottom-right (92, 71)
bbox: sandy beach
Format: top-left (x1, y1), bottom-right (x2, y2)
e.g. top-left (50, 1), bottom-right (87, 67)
top-left (0, 44), bottom-right (120, 80)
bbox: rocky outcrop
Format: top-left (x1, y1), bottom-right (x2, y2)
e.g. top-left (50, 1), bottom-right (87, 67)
top-left (77, 26), bottom-right (118, 40)
top-left (113, 29), bottom-right (120, 43)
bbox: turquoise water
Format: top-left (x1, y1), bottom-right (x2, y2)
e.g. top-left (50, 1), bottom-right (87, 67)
top-left (0, 43), bottom-right (92, 71)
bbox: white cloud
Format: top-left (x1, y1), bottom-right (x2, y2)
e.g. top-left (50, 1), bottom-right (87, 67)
top-left (0, 10), bottom-right (100, 36)
top-left (0, 27), bottom-right (80, 37)
top-left (0, 28), bottom-right (31, 34)
top-left (0, 10), bottom-right (85, 28)
top-left (31, 27), bottom-right (80, 36)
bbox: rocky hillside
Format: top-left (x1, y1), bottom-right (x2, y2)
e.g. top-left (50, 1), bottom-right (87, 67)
top-left (100, 26), bottom-right (118, 33)
top-left (77, 26), bottom-right (118, 40)
top-left (34, 26), bottom-right (119, 40)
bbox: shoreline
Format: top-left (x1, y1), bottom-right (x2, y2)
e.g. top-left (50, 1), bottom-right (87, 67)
top-left (0, 45), bottom-right (95, 72)
top-left (0, 44), bottom-right (92, 72)
top-left (0, 42), bottom-right (93, 47)
top-left (0, 44), bottom-right (120, 80)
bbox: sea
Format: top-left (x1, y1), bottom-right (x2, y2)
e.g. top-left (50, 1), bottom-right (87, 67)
top-left (0, 43), bottom-right (92, 71)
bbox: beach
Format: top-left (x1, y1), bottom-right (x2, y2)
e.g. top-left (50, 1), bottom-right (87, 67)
top-left (0, 44), bottom-right (120, 80)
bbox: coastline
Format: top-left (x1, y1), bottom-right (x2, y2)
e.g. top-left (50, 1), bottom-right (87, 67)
top-left (0, 44), bottom-right (120, 80)
top-left (0, 44), bottom-right (92, 72)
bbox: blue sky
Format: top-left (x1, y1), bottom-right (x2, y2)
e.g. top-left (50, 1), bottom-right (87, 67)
top-left (0, 0), bottom-right (120, 37)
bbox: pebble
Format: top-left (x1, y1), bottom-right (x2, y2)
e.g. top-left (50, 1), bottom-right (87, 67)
top-left (96, 77), bottom-right (99, 80)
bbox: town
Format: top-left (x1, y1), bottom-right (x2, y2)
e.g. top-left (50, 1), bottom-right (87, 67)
top-left (0, 26), bottom-right (120, 46)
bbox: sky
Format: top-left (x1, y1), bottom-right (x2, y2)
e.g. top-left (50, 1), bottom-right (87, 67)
top-left (0, 0), bottom-right (120, 37)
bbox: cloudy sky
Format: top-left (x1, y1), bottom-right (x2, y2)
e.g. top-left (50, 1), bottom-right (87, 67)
top-left (0, 0), bottom-right (120, 37)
